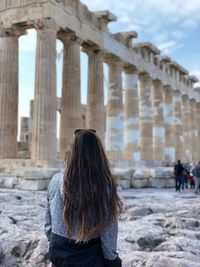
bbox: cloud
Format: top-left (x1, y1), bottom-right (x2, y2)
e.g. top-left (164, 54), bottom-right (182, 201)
top-left (82, 0), bottom-right (200, 56)
top-left (181, 19), bottom-right (199, 29)
top-left (157, 40), bottom-right (183, 54)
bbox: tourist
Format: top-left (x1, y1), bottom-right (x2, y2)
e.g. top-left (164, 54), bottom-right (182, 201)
top-left (188, 172), bottom-right (195, 189)
top-left (192, 161), bottom-right (200, 194)
top-left (44, 129), bottom-right (123, 267)
top-left (174, 160), bottom-right (184, 192)
top-left (182, 167), bottom-right (188, 190)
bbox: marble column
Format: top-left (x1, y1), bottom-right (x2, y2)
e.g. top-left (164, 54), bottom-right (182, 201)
top-left (19, 117), bottom-right (29, 142)
top-left (190, 99), bottom-right (198, 162)
top-left (139, 73), bottom-right (153, 163)
top-left (85, 48), bottom-right (105, 144)
top-left (59, 36), bottom-right (81, 159)
top-left (124, 67), bottom-right (140, 162)
top-left (152, 80), bottom-right (165, 162)
top-left (31, 21), bottom-right (57, 161)
top-left (181, 95), bottom-right (191, 162)
top-left (163, 86), bottom-right (175, 163)
top-left (196, 102), bottom-right (200, 161)
top-left (173, 90), bottom-right (183, 161)
top-left (105, 60), bottom-right (124, 161)
top-left (0, 31), bottom-right (19, 158)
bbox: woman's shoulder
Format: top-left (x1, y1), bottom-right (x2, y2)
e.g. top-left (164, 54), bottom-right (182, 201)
top-left (48, 171), bottom-right (64, 194)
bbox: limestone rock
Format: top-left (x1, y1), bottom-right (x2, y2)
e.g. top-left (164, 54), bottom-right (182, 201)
top-left (1, 188), bottom-right (200, 266)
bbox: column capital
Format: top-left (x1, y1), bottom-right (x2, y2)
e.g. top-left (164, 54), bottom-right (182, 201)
top-left (104, 54), bottom-right (123, 66)
top-left (34, 19), bottom-right (59, 32)
top-left (190, 98), bottom-right (196, 104)
top-left (163, 85), bottom-right (172, 92)
top-left (123, 64), bottom-right (138, 75)
top-left (182, 94), bottom-right (189, 101)
top-left (58, 31), bottom-right (82, 45)
top-left (0, 26), bottom-right (26, 38)
top-left (152, 79), bottom-right (162, 86)
top-left (173, 89), bottom-right (182, 96)
top-left (82, 43), bottom-right (104, 57)
top-left (139, 72), bottom-right (152, 82)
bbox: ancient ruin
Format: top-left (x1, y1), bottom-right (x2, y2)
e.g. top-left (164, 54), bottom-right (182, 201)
top-left (0, 0), bottom-right (199, 189)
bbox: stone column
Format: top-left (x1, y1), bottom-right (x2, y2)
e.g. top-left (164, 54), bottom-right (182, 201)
top-left (31, 20), bottom-right (58, 161)
top-left (181, 95), bottom-right (191, 162)
top-left (85, 47), bottom-right (105, 144)
top-left (105, 59), bottom-right (124, 161)
top-left (163, 86), bottom-right (175, 163)
top-left (124, 67), bottom-right (140, 162)
top-left (196, 102), bottom-right (200, 161)
top-left (190, 99), bottom-right (198, 162)
top-left (152, 80), bottom-right (165, 163)
top-left (173, 90), bottom-right (183, 161)
top-left (138, 73), bottom-right (153, 163)
top-left (59, 35), bottom-right (81, 159)
top-left (0, 30), bottom-right (19, 158)
top-left (19, 117), bottom-right (29, 142)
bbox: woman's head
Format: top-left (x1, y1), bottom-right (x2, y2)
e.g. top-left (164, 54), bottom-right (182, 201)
top-left (63, 129), bottom-right (122, 242)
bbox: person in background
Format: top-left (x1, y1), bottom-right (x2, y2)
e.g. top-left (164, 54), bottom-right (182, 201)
top-left (44, 129), bottom-right (123, 267)
top-left (188, 172), bottom-right (195, 189)
top-left (192, 161), bottom-right (200, 195)
top-left (174, 160), bottom-right (184, 192)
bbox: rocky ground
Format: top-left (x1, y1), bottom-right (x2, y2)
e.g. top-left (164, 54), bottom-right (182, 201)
top-left (0, 188), bottom-right (200, 267)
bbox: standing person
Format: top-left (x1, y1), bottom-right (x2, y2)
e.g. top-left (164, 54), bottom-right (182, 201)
top-left (174, 160), bottom-right (184, 192)
top-left (192, 161), bottom-right (200, 195)
top-left (44, 129), bottom-right (123, 267)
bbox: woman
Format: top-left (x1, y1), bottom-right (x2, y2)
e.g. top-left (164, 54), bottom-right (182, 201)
top-left (44, 129), bottom-right (123, 267)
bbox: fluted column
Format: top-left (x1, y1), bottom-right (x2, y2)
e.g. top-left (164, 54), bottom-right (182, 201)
top-left (0, 30), bottom-right (19, 158)
top-left (139, 73), bottom-right (153, 165)
top-left (85, 47), bottom-right (105, 143)
top-left (173, 90), bottom-right (183, 161)
top-left (59, 35), bottom-right (81, 159)
top-left (31, 20), bottom-right (57, 161)
top-left (163, 86), bottom-right (175, 163)
top-left (152, 80), bottom-right (165, 162)
top-left (190, 99), bottom-right (198, 161)
top-left (124, 67), bottom-right (140, 162)
top-left (139, 73), bottom-right (153, 163)
top-left (196, 102), bottom-right (200, 160)
top-left (105, 59), bottom-right (124, 161)
top-left (181, 95), bottom-right (191, 162)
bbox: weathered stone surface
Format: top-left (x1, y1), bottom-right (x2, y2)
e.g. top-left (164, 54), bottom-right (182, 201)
top-left (59, 35), bottom-right (81, 159)
top-left (105, 60), bottom-right (124, 161)
top-left (152, 80), bottom-right (165, 162)
top-left (139, 73), bottom-right (153, 163)
top-left (1, 188), bottom-right (200, 266)
top-left (131, 178), bottom-right (149, 188)
top-left (124, 68), bottom-right (140, 162)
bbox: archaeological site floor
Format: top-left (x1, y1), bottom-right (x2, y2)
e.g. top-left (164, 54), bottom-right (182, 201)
top-left (0, 188), bottom-right (200, 267)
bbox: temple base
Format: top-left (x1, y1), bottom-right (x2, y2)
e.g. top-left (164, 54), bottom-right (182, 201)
top-left (0, 159), bottom-right (63, 190)
top-left (0, 159), bottom-right (175, 190)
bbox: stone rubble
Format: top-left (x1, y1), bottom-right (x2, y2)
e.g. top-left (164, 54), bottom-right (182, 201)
top-left (1, 188), bottom-right (200, 266)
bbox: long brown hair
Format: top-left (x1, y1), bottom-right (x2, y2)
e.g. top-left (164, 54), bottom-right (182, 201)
top-left (63, 129), bottom-right (123, 243)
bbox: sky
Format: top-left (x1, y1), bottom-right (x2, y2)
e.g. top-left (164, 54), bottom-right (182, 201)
top-left (18, 0), bottom-right (200, 123)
